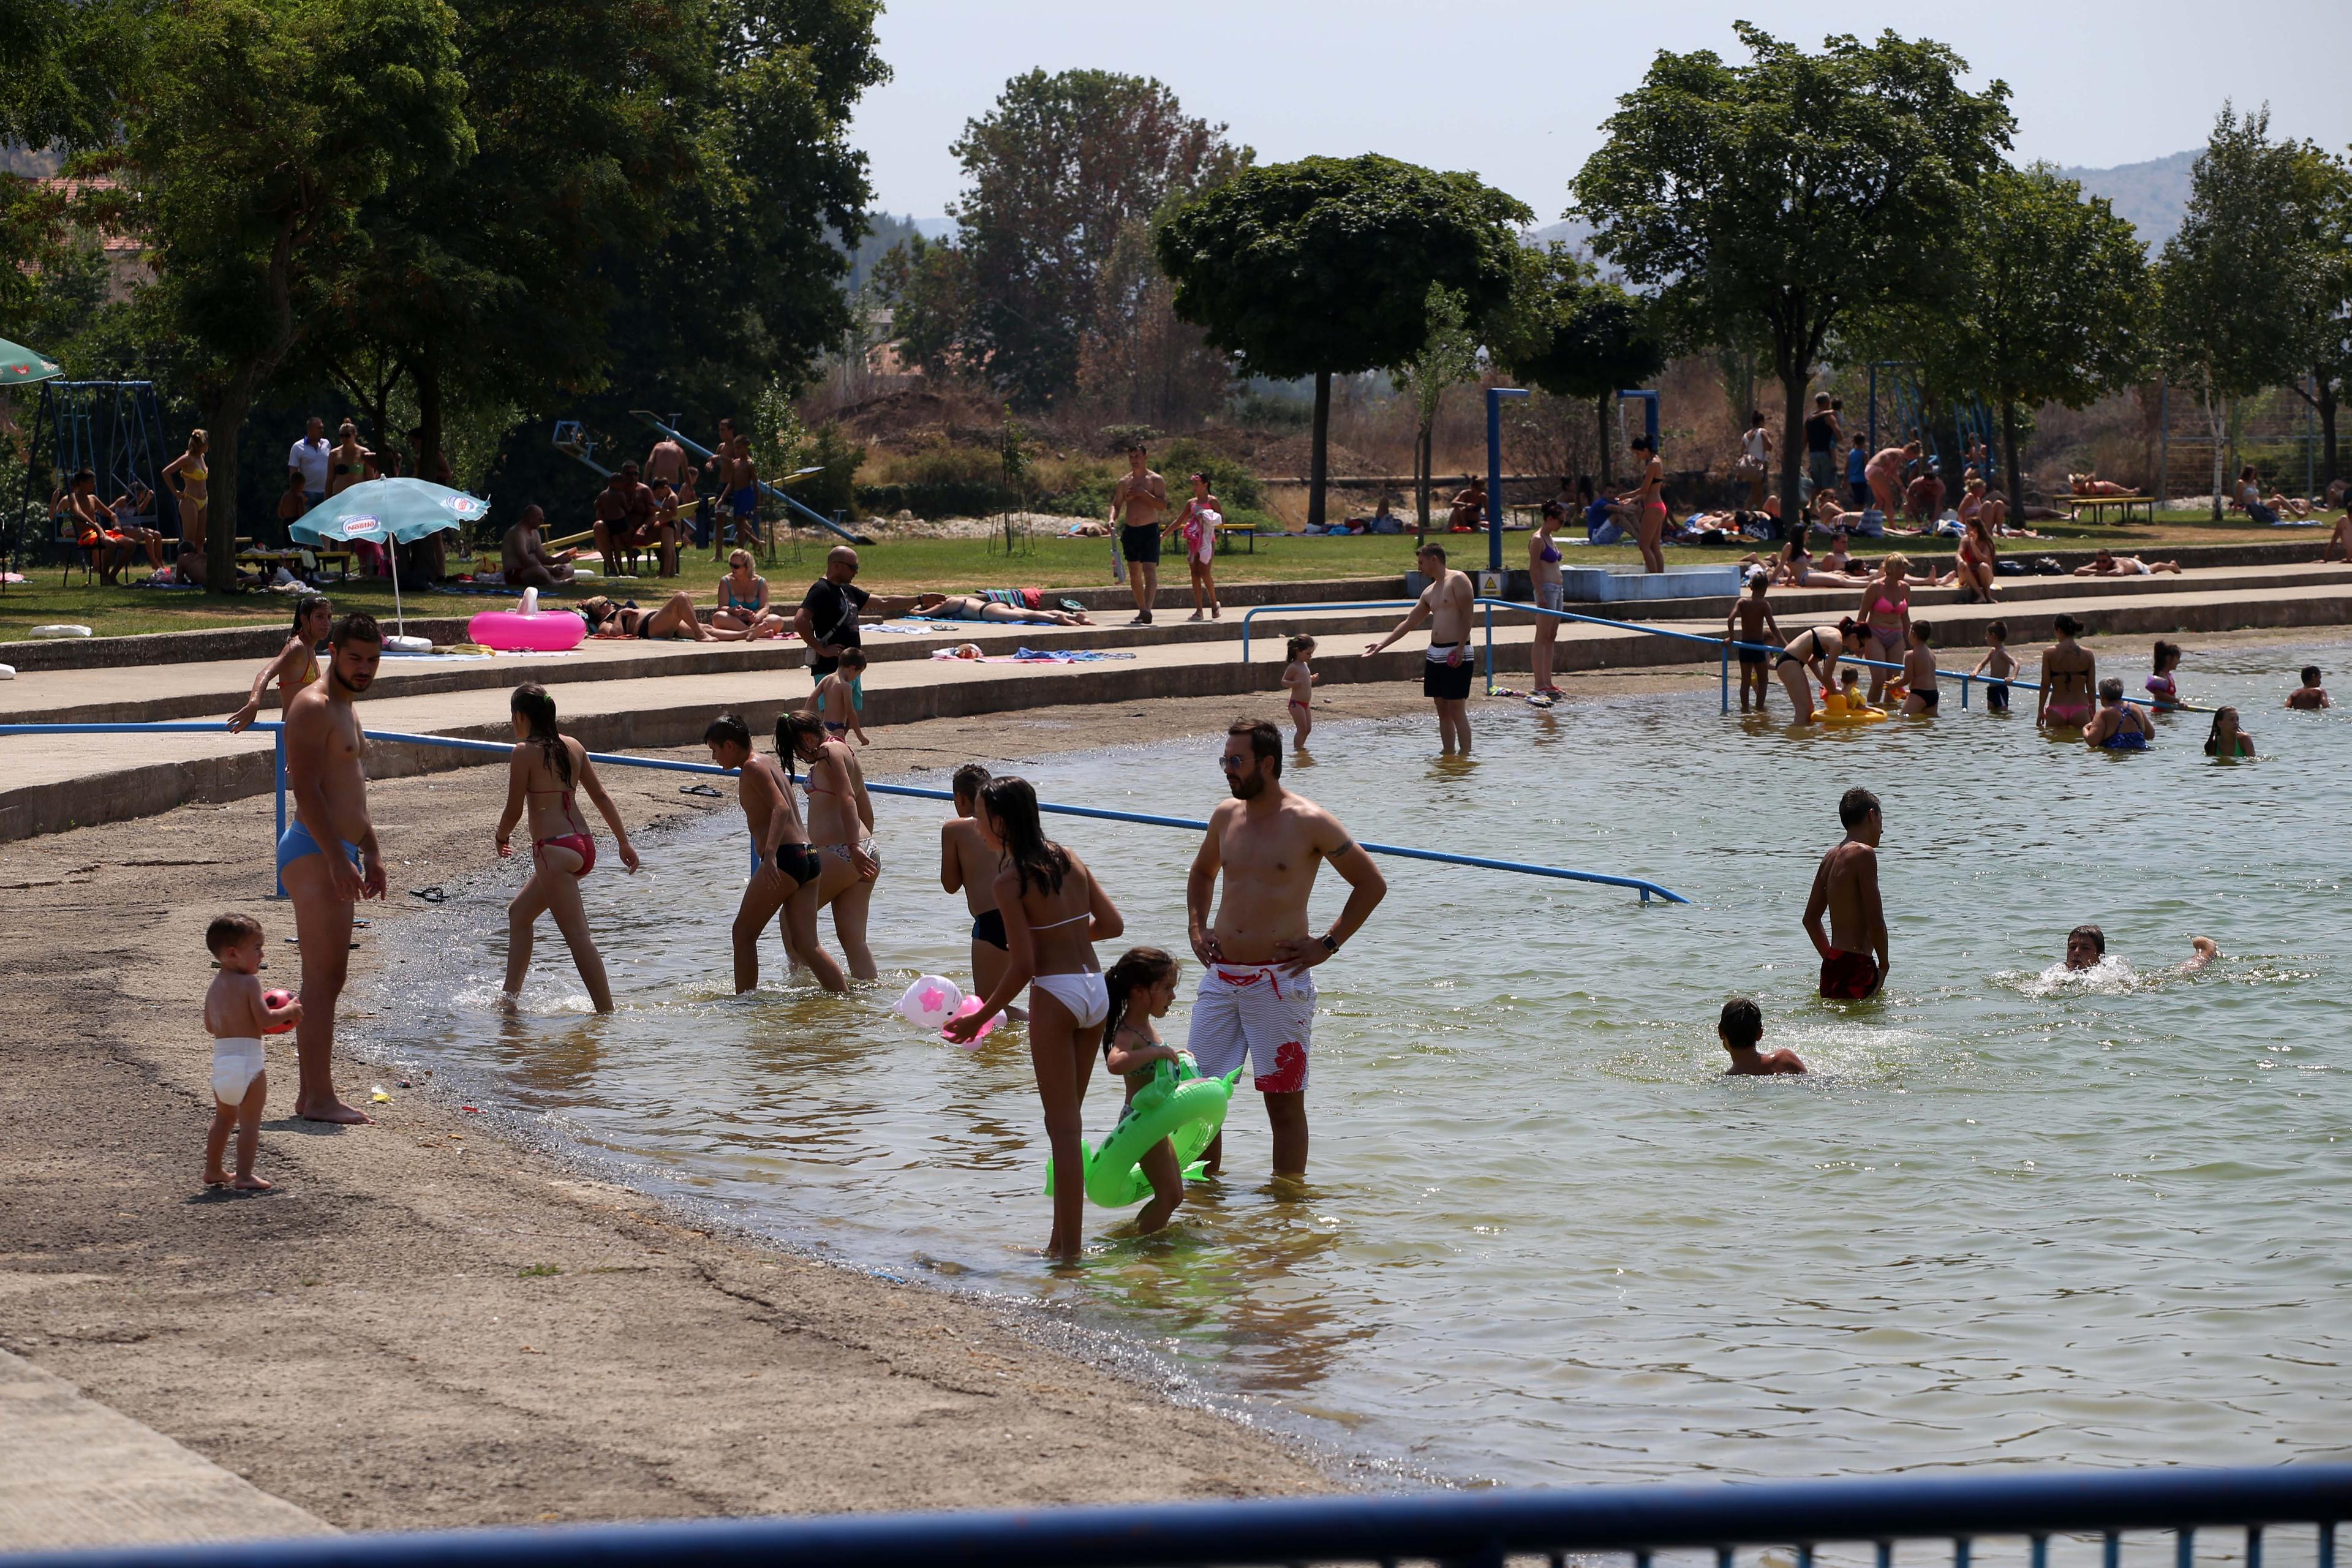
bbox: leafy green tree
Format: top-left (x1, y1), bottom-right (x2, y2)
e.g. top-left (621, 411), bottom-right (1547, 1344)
top-left (1572, 24), bottom-right (2013, 518)
top-left (1498, 247), bottom-right (1664, 488)
top-left (1908, 165), bottom-right (2152, 520)
top-left (869, 233), bottom-right (973, 380)
top-left (2159, 104), bottom-right (2321, 516)
top-left (1390, 284), bottom-right (1479, 537)
top-left (2283, 145), bottom-right (2352, 490)
top-left (1158, 154), bottom-right (1531, 529)
top-left (89, 0), bottom-right (470, 582)
top-left (938, 69), bottom-right (1246, 407)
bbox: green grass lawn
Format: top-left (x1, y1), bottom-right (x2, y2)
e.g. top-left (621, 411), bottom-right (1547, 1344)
top-left (1, 508), bottom-right (2329, 643)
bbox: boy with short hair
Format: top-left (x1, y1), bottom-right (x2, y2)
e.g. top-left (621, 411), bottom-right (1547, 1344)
top-left (1724, 571), bottom-right (1782, 712)
top-left (1719, 996), bottom-right (1805, 1075)
top-left (203, 913), bottom-right (300, 1189)
top-left (938, 763), bottom-right (1024, 1021)
top-left (1972, 620), bottom-right (2016, 712)
top-left (1899, 620), bottom-right (1937, 715)
top-left (2288, 666), bottom-right (2331, 710)
top-left (808, 647), bottom-right (870, 744)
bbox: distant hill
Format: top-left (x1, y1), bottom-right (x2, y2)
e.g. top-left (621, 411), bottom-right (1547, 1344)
top-left (840, 213), bottom-right (954, 295)
top-left (2055, 149), bottom-right (2197, 250)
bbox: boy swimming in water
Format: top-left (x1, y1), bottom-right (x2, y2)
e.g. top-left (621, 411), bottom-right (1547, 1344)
top-left (807, 647), bottom-right (869, 744)
top-left (1972, 620), bottom-right (2016, 712)
top-left (1899, 621), bottom-right (1937, 715)
top-left (2287, 665), bottom-right (2330, 710)
top-left (1725, 571), bottom-right (1782, 712)
top-left (1282, 635), bottom-right (1317, 746)
top-left (203, 913), bottom-right (301, 1190)
top-left (1719, 995), bottom-right (1805, 1075)
top-left (2061, 925), bottom-right (2217, 973)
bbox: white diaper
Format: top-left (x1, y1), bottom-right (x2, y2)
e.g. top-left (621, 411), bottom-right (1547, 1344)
top-left (211, 1037), bottom-right (265, 1106)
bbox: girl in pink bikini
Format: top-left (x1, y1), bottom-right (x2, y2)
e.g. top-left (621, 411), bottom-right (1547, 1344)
top-left (2037, 614), bottom-right (2097, 729)
top-left (1854, 554), bottom-right (1913, 705)
top-left (494, 684), bottom-right (639, 1011)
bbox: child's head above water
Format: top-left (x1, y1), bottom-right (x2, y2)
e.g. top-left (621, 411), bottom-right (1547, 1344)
top-left (1717, 995), bottom-right (1763, 1052)
top-left (2064, 924), bottom-right (2106, 971)
top-left (2301, 665), bottom-right (2324, 688)
top-left (2154, 639), bottom-right (2180, 674)
top-left (951, 761), bottom-right (992, 810)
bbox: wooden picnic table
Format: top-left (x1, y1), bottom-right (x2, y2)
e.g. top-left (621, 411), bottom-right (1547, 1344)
top-left (2066, 494), bottom-right (2154, 524)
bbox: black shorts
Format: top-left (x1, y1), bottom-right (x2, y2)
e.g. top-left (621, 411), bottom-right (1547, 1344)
top-left (1120, 524), bottom-right (1161, 565)
top-left (1738, 647), bottom-right (1766, 666)
top-left (1986, 680), bottom-right (2010, 711)
top-left (772, 843), bottom-right (822, 886)
top-left (1915, 687), bottom-right (1939, 710)
top-left (971, 908), bottom-right (1008, 951)
top-left (1423, 655), bottom-right (1474, 701)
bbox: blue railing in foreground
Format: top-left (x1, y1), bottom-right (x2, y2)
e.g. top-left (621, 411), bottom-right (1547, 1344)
top-left (0, 722), bottom-right (1689, 905)
top-left (11, 1463), bottom-right (2345, 1568)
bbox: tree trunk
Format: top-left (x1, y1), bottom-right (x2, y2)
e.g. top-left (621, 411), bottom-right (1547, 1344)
top-left (1414, 423), bottom-right (1431, 541)
top-left (1307, 369), bottom-right (1331, 531)
top-left (1595, 396), bottom-right (1611, 488)
top-left (1777, 362), bottom-right (1807, 523)
top-left (2203, 383), bottom-right (2225, 521)
top-left (202, 378), bottom-right (257, 587)
top-left (2000, 398), bottom-right (2025, 527)
top-left (417, 354), bottom-right (445, 486)
top-left (2320, 374), bottom-right (2339, 492)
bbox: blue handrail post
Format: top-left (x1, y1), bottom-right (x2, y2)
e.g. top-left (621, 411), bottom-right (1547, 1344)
top-left (1483, 600), bottom-right (1494, 690)
top-left (1487, 386), bottom-right (1528, 578)
top-left (1721, 641), bottom-right (1730, 714)
top-left (273, 724), bottom-right (288, 899)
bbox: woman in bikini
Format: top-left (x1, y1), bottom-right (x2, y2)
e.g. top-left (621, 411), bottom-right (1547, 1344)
top-left (1864, 442), bottom-right (1917, 518)
top-left (1171, 472), bottom-right (1222, 621)
top-left (1855, 555), bottom-right (1913, 704)
top-left (1774, 617), bottom-right (1863, 724)
top-left (1528, 500), bottom-right (1566, 695)
top-left (582, 590), bottom-right (715, 641)
top-left (2038, 613), bottom-right (2097, 730)
top-left (160, 429), bottom-right (211, 570)
top-left (780, 712), bottom-right (881, 981)
top-left (943, 774), bottom-right (1125, 1261)
top-left (711, 549), bottom-right (786, 639)
top-left (227, 595), bottom-right (333, 732)
top-left (1953, 511), bottom-right (1999, 603)
top-left (1629, 436), bottom-right (1668, 574)
top-left (326, 421), bottom-right (380, 571)
top-left (493, 684), bottom-right (639, 1012)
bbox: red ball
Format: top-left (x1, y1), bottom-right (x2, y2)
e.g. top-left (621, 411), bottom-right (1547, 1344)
top-left (262, 989), bottom-right (296, 1034)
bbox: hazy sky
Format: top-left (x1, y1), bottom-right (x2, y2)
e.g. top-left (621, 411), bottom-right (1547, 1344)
top-left (850, 0), bottom-right (2352, 219)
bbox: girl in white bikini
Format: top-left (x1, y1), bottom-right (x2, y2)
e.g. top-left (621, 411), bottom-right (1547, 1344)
top-left (944, 775), bottom-right (1125, 1261)
top-left (780, 712), bottom-right (880, 980)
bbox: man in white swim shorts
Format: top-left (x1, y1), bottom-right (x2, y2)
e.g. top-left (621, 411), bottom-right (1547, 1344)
top-left (1186, 718), bottom-right (1387, 1181)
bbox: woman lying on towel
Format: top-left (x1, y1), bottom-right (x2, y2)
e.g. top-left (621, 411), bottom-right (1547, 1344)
top-left (909, 589), bottom-right (1093, 626)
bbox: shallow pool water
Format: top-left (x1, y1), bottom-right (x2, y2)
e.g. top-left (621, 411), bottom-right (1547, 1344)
top-left (369, 638), bottom-right (2352, 1485)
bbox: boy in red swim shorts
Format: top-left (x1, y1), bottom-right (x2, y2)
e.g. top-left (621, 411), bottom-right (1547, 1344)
top-left (1803, 786), bottom-right (1888, 1000)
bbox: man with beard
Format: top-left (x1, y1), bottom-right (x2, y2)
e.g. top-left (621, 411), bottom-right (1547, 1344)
top-left (1185, 718), bottom-right (1386, 1183)
top-left (276, 612), bottom-right (389, 1124)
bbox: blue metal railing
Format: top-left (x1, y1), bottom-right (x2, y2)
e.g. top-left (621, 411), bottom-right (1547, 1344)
top-left (10, 1463), bottom-right (2346, 1568)
top-left (1239, 598), bottom-right (2210, 717)
top-left (0, 721), bottom-right (1688, 904)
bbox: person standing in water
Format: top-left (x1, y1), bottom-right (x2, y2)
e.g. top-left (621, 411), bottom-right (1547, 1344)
top-left (704, 712), bottom-right (844, 994)
top-left (2038, 614), bottom-right (2096, 729)
top-left (1365, 543), bottom-right (1479, 755)
top-left (780, 712), bottom-right (881, 981)
top-left (494, 685), bottom-right (640, 1012)
top-left (1185, 718), bottom-right (1387, 1183)
top-left (1803, 786), bottom-right (1887, 1001)
top-left (277, 612), bottom-right (388, 1123)
top-left (939, 762), bottom-right (1022, 1022)
top-left (1528, 500), bottom-right (1567, 699)
top-left (1724, 570), bottom-right (1782, 712)
top-left (944, 776), bottom-right (1125, 1262)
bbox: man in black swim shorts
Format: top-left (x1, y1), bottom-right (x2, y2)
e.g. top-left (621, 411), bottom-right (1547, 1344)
top-left (1365, 543), bottom-right (1480, 754)
top-left (1110, 442), bottom-right (1168, 625)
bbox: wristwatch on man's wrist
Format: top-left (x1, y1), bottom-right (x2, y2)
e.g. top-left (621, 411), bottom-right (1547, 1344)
top-left (1319, 932), bottom-right (1341, 954)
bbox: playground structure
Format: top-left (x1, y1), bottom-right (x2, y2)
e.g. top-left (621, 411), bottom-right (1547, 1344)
top-left (7, 380), bottom-right (172, 582)
top-left (551, 412), bottom-right (870, 564)
top-left (1866, 361), bottom-right (2000, 484)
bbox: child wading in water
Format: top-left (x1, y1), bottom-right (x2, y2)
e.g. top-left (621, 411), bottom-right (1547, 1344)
top-left (1725, 570), bottom-right (1782, 712)
top-left (494, 684), bottom-right (640, 1012)
top-left (2204, 706), bottom-right (2256, 758)
top-left (809, 647), bottom-right (870, 744)
top-left (1282, 635), bottom-right (1317, 747)
top-left (2146, 641), bottom-right (2183, 710)
top-left (2287, 665), bottom-right (2331, 710)
top-left (1102, 947), bottom-right (1188, 1235)
top-left (1718, 995), bottom-right (1804, 1076)
top-left (1899, 620), bottom-right (1938, 715)
top-left (1972, 620), bottom-right (2017, 712)
top-left (203, 913), bottom-right (301, 1189)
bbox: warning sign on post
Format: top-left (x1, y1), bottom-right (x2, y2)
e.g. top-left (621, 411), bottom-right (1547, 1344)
top-left (1478, 571), bottom-right (1506, 597)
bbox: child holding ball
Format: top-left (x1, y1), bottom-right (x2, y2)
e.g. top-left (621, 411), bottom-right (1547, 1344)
top-left (203, 913), bottom-right (301, 1190)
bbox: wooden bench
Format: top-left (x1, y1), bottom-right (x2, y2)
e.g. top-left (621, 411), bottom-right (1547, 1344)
top-left (2066, 494), bottom-right (2154, 524)
top-left (239, 547), bottom-right (355, 582)
top-left (1214, 521), bottom-right (1257, 554)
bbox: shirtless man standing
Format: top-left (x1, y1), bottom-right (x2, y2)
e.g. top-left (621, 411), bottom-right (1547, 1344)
top-left (1110, 442), bottom-right (1168, 624)
top-left (277, 612), bottom-right (388, 1123)
top-left (724, 427), bottom-right (761, 553)
top-left (644, 429), bottom-right (689, 491)
top-left (1803, 786), bottom-right (1888, 1001)
top-left (2037, 613), bottom-right (2096, 729)
top-left (1365, 542), bottom-right (1479, 754)
top-left (1186, 718), bottom-right (1386, 1181)
top-left (704, 712), bottom-right (843, 993)
top-left (938, 762), bottom-right (1023, 1021)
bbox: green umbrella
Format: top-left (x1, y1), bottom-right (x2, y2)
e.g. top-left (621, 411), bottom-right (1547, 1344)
top-left (0, 338), bottom-right (61, 385)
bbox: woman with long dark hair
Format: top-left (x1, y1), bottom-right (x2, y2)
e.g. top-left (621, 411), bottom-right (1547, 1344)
top-left (494, 684), bottom-right (638, 1011)
top-left (228, 595), bottom-right (333, 733)
top-left (945, 775), bottom-right (1125, 1260)
top-left (778, 711), bottom-right (881, 979)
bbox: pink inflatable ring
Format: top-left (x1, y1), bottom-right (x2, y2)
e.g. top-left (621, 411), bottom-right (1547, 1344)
top-left (469, 590), bottom-right (586, 652)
